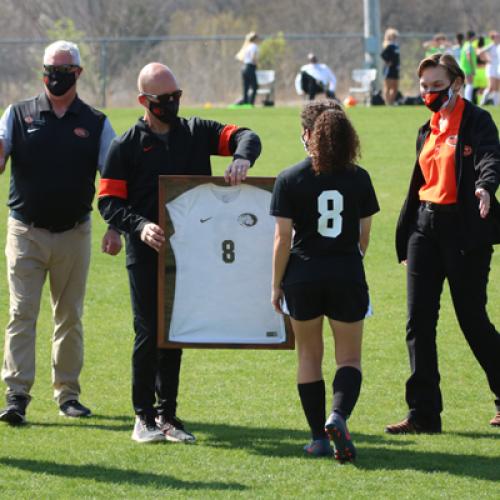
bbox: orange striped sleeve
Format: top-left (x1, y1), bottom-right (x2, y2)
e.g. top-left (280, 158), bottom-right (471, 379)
top-left (98, 178), bottom-right (128, 199)
top-left (218, 124), bottom-right (239, 156)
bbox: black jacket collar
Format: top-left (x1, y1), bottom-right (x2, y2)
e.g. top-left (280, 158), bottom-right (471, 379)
top-left (38, 92), bottom-right (83, 115)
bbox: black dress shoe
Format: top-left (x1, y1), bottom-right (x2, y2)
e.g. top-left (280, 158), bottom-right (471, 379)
top-left (0, 395), bottom-right (28, 425)
top-left (59, 400), bottom-right (92, 418)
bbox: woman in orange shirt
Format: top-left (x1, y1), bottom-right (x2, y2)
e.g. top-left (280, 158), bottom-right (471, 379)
top-left (387, 54), bottom-right (500, 433)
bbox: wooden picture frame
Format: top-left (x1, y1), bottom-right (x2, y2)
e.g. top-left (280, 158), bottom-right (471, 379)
top-left (158, 175), bottom-right (294, 349)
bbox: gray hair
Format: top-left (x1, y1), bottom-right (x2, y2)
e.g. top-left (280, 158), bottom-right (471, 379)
top-left (43, 40), bottom-right (81, 66)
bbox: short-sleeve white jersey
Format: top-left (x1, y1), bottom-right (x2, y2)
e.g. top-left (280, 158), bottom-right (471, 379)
top-left (166, 183), bottom-right (286, 344)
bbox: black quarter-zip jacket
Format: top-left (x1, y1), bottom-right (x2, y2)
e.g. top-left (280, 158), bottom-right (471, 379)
top-left (98, 116), bottom-right (261, 265)
top-left (396, 99), bottom-right (500, 262)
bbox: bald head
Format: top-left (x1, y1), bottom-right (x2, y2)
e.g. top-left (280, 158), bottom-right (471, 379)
top-left (138, 63), bottom-right (178, 95)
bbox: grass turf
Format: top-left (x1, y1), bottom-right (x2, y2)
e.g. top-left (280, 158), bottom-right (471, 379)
top-left (0, 105), bottom-right (499, 498)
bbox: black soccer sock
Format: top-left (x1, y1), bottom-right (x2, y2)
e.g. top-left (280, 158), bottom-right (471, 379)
top-left (332, 366), bottom-right (362, 420)
top-left (298, 380), bottom-right (327, 440)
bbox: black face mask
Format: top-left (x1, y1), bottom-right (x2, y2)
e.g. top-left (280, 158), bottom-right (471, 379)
top-left (148, 99), bottom-right (179, 125)
top-left (422, 84), bottom-right (452, 113)
top-left (43, 71), bottom-right (77, 96)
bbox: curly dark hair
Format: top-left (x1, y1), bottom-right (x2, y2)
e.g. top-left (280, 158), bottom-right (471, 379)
top-left (304, 106), bottom-right (361, 174)
top-left (300, 99), bottom-right (343, 130)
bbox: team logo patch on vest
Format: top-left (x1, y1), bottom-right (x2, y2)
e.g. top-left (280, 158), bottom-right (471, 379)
top-left (24, 115), bottom-right (33, 125)
top-left (74, 127), bottom-right (90, 138)
top-left (445, 135), bottom-right (458, 147)
top-left (238, 213), bottom-right (258, 227)
top-left (463, 145), bottom-right (473, 157)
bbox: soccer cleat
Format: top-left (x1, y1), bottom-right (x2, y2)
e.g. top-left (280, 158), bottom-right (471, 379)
top-left (490, 412), bottom-right (500, 427)
top-left (156, 415), bottom-right (196, 443)
top-left (59, 400), bottom-right (92, 418)
top-left (325, 412), bottom-right (356, 463)
top-left (0, 395), bottom-right (28, 425)
top-left (384, 418), bottom-right (441, 435)
top-left (131, 415), bottom-right (165, 443)
top-left (303, 438), bottom-right (333, 457)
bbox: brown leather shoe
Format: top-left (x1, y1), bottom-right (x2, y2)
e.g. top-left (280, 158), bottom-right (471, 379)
top-left (490, 412), bottom-right (500, 427)
top-left (385, 418), bottom-right (441, 434)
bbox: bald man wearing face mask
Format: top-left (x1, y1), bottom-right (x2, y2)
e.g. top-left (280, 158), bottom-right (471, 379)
top-left (98, 63), bottom-right (261, 443)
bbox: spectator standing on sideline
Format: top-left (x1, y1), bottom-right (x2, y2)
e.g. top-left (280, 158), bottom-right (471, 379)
top-left (422, 33), bottom-right (452, 58)
top-left (473, 36), bottom-right (488, 104)
top-left (0, 40), bottom-right (121, 426)
top-left (380, 28), bottom-right (400, 105)
top-left (387, 54), bottom-right (500, 434)
top-left (479, 31), bottom-right (500, 105)
top-left (451, 33), bottom-right (465, 63)
top-left (460, 30), bottom-right (477, 102)
top-left (98, 62), bottom-right (262, 443)
top-left (235, 32), bottom-right (260, 106)
top-left (294, 53), bottom-right (337, 101)
top-left (271, 100), bottom-right (379, 462)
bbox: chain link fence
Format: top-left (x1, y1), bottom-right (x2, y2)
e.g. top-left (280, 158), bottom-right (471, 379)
top-left (0, 33), bottom-right (444, 108)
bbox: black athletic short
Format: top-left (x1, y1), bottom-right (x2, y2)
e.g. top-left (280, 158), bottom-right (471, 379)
top-left (282, 280), bottom-right (369, 322)
top-left (384, 66), bottom-right (399, 80)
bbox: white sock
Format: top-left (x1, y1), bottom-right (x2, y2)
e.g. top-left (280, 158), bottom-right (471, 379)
top-left (493, 91), bottom-right (500, 105)
top-left (464, 84), bottom-right (474, 101)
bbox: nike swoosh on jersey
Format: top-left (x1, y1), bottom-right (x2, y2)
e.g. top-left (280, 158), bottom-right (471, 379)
top-left (143, 145), bottom-right (154, 152)
top-left (200, 217), bottom-right (213, 223)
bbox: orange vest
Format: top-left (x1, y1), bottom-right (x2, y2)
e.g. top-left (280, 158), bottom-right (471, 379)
top-left (418, 96), bottom-right (465, 204)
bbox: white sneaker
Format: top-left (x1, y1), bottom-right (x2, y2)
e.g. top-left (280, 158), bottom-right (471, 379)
top-left (131, 416), bottom-right (165, 443)
top-left (156, 415), bottom-right (196, 443)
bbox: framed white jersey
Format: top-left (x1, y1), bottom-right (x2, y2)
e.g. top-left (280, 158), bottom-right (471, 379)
top-left (158, 175), bottom-right (294, 349)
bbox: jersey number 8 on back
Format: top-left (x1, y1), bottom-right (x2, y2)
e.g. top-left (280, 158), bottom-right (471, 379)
top-left (317, 190), bottom-right (343, 238)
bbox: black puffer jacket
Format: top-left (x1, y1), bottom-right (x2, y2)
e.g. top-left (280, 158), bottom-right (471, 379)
top-left (396, 99), bottom-right (500, 262)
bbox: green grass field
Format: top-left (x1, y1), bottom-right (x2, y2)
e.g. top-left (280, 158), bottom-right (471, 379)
top-left (0, 105), bottom-right (499, 498)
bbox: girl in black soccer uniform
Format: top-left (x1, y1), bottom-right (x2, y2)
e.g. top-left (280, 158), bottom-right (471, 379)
top-left (380, 28), bottom-right (400, 105)
top-left (270, 100), bottom-right (379, 462)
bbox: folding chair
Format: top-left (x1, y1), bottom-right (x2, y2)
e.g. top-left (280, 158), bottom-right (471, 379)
top-left (256, 70), bottom-right (276, 106)
top-left (348, 69), bottom-right (377, 105)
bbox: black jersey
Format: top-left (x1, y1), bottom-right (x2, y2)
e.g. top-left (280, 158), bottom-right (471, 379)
top-left (381, 43), bottom-right (400, 79)
top-left (270, 157), bottom-right (379, 285)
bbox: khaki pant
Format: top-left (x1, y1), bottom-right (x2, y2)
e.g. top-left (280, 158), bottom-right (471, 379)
top-left (2, 217), bottom-right (91, 405)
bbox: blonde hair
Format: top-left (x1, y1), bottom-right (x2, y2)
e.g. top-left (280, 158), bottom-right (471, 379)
top-left (235, 32), bottom-right (259, 62)
top-left (383, 28), bottom-right (399, 47)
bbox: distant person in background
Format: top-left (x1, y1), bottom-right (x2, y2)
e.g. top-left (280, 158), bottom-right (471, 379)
top-left (460, 30), bottom-right (477, 101)
top-left (422, 33), bottom-right (452, 57)
top-left (473, 36), bottom-right (488, 104)
top-left (380, 28), bottom-right (400, 105)
top-left (479, 31), bottom-right (500, 105)
top-left (451, 33), bottom-right (465, 63)
top-left (235, 32), bottom-right (260, 106)
top-left (294, 53), bottom-right (337, 101)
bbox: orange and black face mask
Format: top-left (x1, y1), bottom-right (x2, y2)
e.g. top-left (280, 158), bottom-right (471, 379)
top-left (422, 85), bottom-right (452, 113)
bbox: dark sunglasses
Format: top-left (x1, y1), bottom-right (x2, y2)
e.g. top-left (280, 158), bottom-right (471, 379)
top-left (141, 90), bottom-right (183, 103)
top-left (43, 64), bottom-right (80, 74)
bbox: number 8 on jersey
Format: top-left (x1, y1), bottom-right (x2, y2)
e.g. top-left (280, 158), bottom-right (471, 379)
top-left (317, 190), bottom-right (343, 238)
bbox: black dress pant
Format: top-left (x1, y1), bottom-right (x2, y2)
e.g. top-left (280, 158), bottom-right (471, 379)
top-left (405, 204), bottom-right (500, 425)
top-left (127, 256), bottom-right (182, 418)
top-left (242, 63), bottom-right (258, 104)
